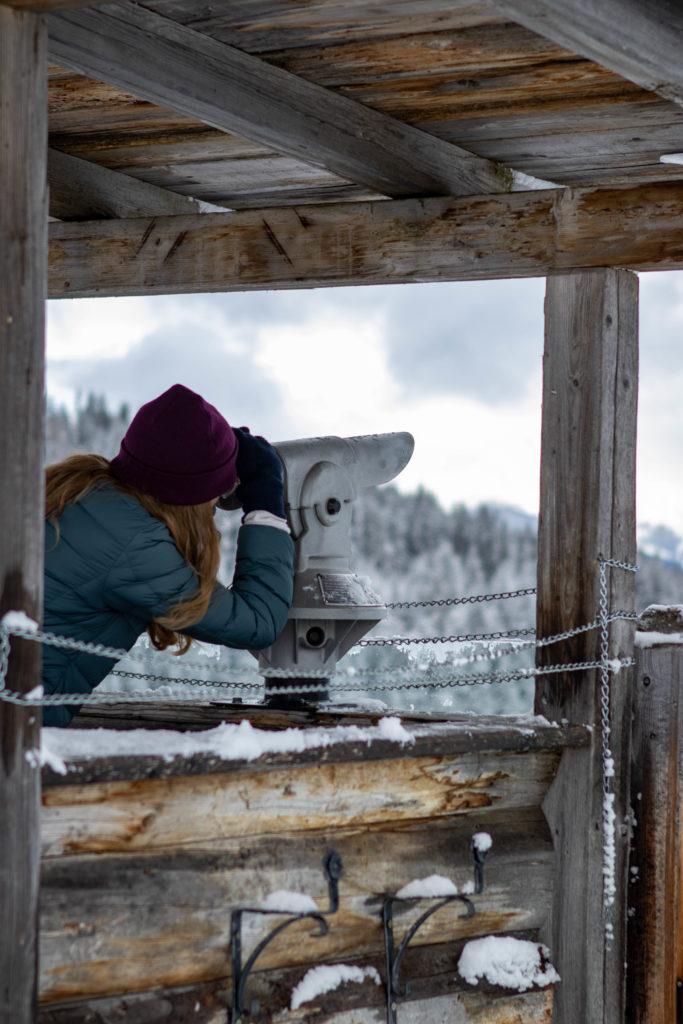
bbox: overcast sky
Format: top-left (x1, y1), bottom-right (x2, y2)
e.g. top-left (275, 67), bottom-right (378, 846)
top-left (46, 271), bottom-right (683, 534)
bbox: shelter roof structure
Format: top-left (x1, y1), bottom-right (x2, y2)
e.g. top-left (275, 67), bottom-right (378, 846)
top-left (39, 0), bottom-right (683, 297)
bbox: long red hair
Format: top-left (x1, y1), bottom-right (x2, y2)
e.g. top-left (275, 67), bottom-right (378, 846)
top-left (45, 454), bottom-right (221, 653)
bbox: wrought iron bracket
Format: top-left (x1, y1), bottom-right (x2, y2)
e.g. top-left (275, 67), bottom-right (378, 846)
top-left (382, 839), bottom-right (489, 1024)
top-left (230, 850), bottom-right (343, 1023)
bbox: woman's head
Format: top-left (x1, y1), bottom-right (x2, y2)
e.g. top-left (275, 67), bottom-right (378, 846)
top-left (45, 383), bottom-right (236, 653)
top-left (110, 384), bottom-right (238, 505)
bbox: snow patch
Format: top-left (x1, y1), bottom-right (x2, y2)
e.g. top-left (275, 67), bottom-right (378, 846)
top-left (1, 610), bottom-right (38, 633)
top-left (472, 832), bottom-right (493, 854)
top-left (458, 936), bottom-right (560, 991)
top-left (25, 748), bottom-right (40, 769)
top-left (291, 964), bottom-right (381, 1010)
top-left (603, 792), bottom-right (617, 908)
top-left (396, 875), bottom-right (458, 899)
top-left (39, 716), bottom-right (413, 770)
top-left (262, 890), bottom-right (318, 914)
top-left (40, 731), bottom-right (68, 775)
top-left (635, 631), bottom-right (683, 648)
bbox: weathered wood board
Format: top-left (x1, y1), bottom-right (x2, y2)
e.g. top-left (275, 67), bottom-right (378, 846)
top-left (0, 8), bottom-right (47, 1024)
top-left (38, 720), bottom-right (572, 1017)
top-left (47, 181), bottom-right (683, 299)
top-left (40, 813), bottom-right (552, 1001)
top-left (41, 749), bottom-right (561, 857)
top-left (628, 614), bottom-right (683, 1022)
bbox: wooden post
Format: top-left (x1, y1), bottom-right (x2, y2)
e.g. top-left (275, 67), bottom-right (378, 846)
top-left (628, 606), bottom-right (683, 1023)
top-left (535, 270), bottom-right (638, 1024)
top-left (0, 8), bottom-right (47, 1023)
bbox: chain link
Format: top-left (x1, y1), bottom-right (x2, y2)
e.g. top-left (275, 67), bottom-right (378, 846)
top-left (358, 627), bottom-right (536, 647)
top-left (386, 587), bottom-right (536, 610)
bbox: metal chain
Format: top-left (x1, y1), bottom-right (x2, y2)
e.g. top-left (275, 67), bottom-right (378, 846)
top-left (0, 655), bottom-right (637, 706)
top-left (358, 627), bottom-right (536, 647)
top-left (0, 565), bottom-right (636, 708)
top-left (596, 555), bottom-right (638, 944)
top-left (386, 587), bottom-right (536, 610)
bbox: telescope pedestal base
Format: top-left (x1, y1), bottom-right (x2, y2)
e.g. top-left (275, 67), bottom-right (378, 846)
top-left (263, 677), bottom-right (329, 711)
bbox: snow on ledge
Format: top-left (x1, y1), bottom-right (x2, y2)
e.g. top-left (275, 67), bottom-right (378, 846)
top-left (40, 715), bottom-right (414, 771)
top-left (291, 964), bottom-right (381, 1010)
top-left (635, 631), bottom-right (683, 648)
top-left (458, 936), bottom-right (560, 992)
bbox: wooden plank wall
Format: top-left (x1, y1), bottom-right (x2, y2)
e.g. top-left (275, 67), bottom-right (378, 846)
top-left (37, 723), bottom-right (582, 1022)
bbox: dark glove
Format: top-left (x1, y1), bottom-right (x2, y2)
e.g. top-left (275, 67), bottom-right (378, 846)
top-left (233, 427), bottom-right (286, 519)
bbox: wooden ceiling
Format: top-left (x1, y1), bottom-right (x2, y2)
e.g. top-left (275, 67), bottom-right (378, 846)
top-left (33, 0), bottom-right (683, 296)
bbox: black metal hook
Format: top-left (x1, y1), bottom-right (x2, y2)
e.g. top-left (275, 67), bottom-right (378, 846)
top-left (471, 834), bottom-right (490, 894)
top-left (382, 894), bottom-right (474, 1024)
top-left (382, 838), bottom-right (489, 1024)
top-left (230, 850), bottom-right (343, 1023)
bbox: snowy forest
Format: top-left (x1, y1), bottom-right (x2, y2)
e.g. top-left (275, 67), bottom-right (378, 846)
top-left (45, 395), bottom-right (683, 716)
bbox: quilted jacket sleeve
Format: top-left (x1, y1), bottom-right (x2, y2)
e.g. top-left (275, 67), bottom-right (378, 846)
top-left (104, 520), bottom-right (293, 650)
top-left (185, 525), bottom-right (294, 649)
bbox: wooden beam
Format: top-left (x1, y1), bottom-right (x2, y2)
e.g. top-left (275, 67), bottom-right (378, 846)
top-left (48, 181), bottom-right (683, 298)
top-left (48, 148), bottom-right (225, 220)
top-left (3, 1), bottom-right (98, 10)
top-left (489, 0), bottom-right (683, 108)
top-left (535, 270), bottom-right (638, 1024)
top-left (0, 8), bottom-right (46, 1024)
top-left (629, 608), bottom-right (683, 1024)
top-left (45, 3), bottom-right (511, 200)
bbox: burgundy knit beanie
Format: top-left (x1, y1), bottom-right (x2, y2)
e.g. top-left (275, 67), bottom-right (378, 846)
top-left (110, 384), bottom-right (238, 505)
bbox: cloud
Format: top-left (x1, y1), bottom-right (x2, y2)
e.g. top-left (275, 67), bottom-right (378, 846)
top-left (47, 318), bottom-right (295, 440)
top-left (377, 278), bottom-right (546, 404)
top-left (45, 271), bottom-right (683, 533)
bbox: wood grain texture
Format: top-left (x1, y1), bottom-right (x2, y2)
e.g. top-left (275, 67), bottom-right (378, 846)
top-left (141, 0), bottom-right (505, 51)
top-left (535, 271), bottom-right (638, 1024)
top-left (39, 812), bottom-right (553, 1002)
top-left (0, 8), bottom-right (46, 1023)
top-left (47, 181), bottom-right (683, 298)
top-left (41, 748), bottom-right (560, 856)
top-left (489, 0), bottom-right (683, 108)
top-left (628, 626), bottom-right (683, 1023)
top-left (45, 4), bottom-right (510, 199)
top-left (36, 950), bottom-right (554, 1023)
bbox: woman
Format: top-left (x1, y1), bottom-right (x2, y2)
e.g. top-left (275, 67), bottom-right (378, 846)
top-left (43, 383), bottom-right (294, 727)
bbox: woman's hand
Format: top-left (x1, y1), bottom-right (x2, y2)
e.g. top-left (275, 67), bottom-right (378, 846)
top-left (232, 427), bottom-right (286, 519)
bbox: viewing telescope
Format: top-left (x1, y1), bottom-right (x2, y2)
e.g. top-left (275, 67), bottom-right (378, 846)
top-left (223, 431), bottom-right (414, 707)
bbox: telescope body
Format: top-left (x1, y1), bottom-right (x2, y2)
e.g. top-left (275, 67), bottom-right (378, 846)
top-left (253, 432), bottom-right (414, 687)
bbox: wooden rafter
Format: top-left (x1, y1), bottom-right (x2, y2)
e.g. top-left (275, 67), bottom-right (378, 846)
top-left (48, 181), bottom-right (683, 299)
top-left (489, 0), bottom-right (683, 108)
top-left (2, 0), bottom-right (96, 9)
top-left (45, 2), bottom-right (513, 200)
top-left (48, 148), bottom-right (226, 220)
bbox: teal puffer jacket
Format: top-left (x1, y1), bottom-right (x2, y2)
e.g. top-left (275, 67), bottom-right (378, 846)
top-left (43, 483), bottom-right (294, 726)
